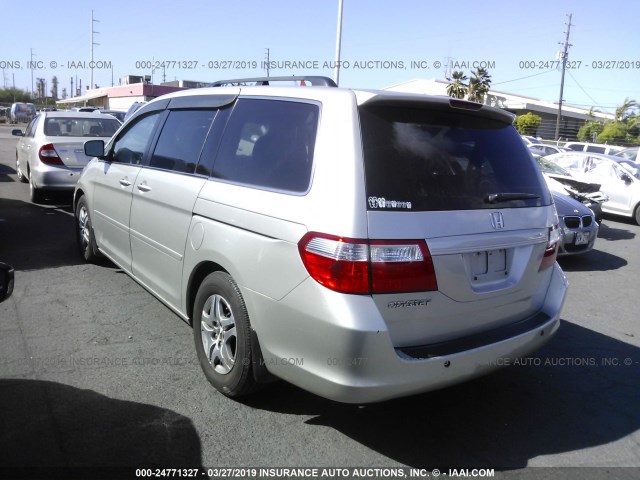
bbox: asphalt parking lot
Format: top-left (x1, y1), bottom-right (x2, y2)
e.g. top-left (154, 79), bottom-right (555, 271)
top-left (0, 123), bottom-right (639, 479)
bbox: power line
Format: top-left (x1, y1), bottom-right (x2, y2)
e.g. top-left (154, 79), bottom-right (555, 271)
top-left (493, 69), bottom-right (556, 86)
top-left (566, 70), bottom-right (606, 112)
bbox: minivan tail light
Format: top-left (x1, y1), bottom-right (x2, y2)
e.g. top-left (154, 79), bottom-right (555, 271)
top-left (39, 144), bottom-right (63, 165)
top-left (370, 241), bottom-right (437, 293)
top-left (539, 224), bottom-right (560, 271)
top-left (298, 233), bottom-right (438, 295)
top-left (299, 234), bottom-right (370, 294)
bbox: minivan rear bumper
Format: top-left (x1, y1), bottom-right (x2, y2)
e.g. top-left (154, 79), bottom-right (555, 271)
top-left (251, 262), bottom-right (568, 404)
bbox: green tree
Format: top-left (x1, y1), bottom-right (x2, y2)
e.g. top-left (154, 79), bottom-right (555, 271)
top-left (0, 88), bottom-right (32, 104)
top-left (597, 122), bottom-right (628, 144)
top-left (577, 121), bottom-right (604, 142)
top-left (467, 67), bottom-right (492, 103)
top-left (446, 71), bottom-right (468, 99)
top-left (515, 112), bottom-right (542, 135)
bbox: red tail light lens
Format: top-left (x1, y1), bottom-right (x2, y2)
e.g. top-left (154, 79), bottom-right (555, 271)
top-left (298, 233), bottom-right (437, 295)
top-left (38, 144), bottom-right (63, 165)
top-left (539, 224), bottom-right (560, 271)
top-left (298, 233), bottom-right (370, 294)
top-left (370, 240), bottom-right (437, 293)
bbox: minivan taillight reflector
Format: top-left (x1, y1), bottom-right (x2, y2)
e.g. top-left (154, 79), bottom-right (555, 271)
top-left (370, 241), bottom-right (437, 293)
top-left (539, 224), bottom-right (560, 271)
top-left (38, 144), bottom-right (63, 165)
top-left (298, 233), bottom-right (438, 295)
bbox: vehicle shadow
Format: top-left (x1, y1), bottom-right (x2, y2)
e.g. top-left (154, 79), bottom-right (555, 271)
top-left (0, 379), bottom-right (204, 469)
top-left (557, 249), bottom-right (627, 272)
top-left (598, 222), bottom-right (636, 241)
top-left (241, 320), bottom-right (640, 470)
top-left (0, 163), bottom-right (16, 182)
top-left (0, 197), bottom-right (84, 270)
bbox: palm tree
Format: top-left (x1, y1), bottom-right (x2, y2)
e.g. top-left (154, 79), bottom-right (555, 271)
top-left (446, 71), bottom-right (468, 99)
top-left (467, 67), bottom-right (492, 103)
top-left (615, 98), bottom-right (637, 122)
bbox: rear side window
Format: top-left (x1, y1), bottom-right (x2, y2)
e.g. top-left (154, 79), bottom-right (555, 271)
top-left (212, 98), bottom-right (319, 193)
top-left (585, 145), bottom-right (606, 154)
top-left (149, 110), bottom-right (216, 174)
top-left (360, 105), bottom-right (551, 211)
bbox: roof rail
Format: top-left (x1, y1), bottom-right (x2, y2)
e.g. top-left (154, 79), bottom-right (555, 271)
top-left (211, 76), bottom-right (337, 87)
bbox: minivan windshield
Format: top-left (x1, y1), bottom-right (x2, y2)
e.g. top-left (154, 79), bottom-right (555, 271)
top-left (360, 105), bottom-right (552, 211)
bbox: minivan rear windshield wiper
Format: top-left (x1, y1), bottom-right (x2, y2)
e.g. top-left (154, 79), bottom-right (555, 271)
top-left (485, 192), bottom-right (541, 204)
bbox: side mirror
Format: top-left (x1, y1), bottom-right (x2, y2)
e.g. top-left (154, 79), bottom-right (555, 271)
top-left (11, 129), bottom-right (24, 137)
top-left (0, 262), bottom-right (14, 303)
top-left (621, 173), bottom-right (633, 184)
top-left (84, 139), bottom-right (106, 159)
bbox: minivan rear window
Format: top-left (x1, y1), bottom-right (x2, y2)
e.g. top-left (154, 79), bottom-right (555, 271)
top-left (360, 105), bottom-right (551, 211)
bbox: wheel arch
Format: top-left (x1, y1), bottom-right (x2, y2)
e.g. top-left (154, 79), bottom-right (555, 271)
top-left (187, 262), bottom-right (276, 386)
top-left (186, 261), bottom-right (229, 325)
top-left (73, 188), bottom-right (85, 214)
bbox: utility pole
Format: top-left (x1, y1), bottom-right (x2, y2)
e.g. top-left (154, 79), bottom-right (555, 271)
top-left (554, 13), bottom-right (573, 140)
top-left (333, 0), bottom-right (344, 86)
top-left (91, 10), bottom-right (100, 91)
top-left (30, 48), bottom-right (35, 99)
top-left (264, 48), bottom-right (270, 77)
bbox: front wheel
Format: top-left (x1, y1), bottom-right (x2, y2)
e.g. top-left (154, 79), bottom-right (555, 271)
top-left (75, 196), bottom-right (101, 262)
top-left (634, 204), bottom-right (640, 226)
top-left (193, 271), bottom-right (257, 398)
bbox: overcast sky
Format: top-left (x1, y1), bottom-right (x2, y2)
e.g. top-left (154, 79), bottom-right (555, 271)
top-left (2, 0), bottom-right (638, 114)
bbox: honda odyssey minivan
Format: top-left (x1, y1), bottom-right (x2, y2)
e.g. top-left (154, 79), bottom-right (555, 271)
top-left (74, 76), bottom-right (568, 403)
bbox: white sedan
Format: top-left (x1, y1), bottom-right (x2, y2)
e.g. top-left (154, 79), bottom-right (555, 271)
top-left (12, 111), bottom-right (121, 203)
top-left (546, 151), bottom-right (640, 225)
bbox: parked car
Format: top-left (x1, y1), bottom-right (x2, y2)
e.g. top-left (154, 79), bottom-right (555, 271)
top-left (99, 109), bottom-right (126, 123)
top-left (532, 153), bottom-right (607, 223)
top-left (563, 141), bottom-right (624, 156)
top-left (614, 146), bottom-right (639, 163)
top-left (0, 107), bottom-right (9, 123)
top-left (123, 101), bottom-right (146, 122)
top-left (617, 159), bottom-right (640, 179)
top-left (551, 192), bottom-right (598, 255)
top-left (520, 135), bottom-right (539, 146)
top-left (547, 151), bottom-right (640, 225)
top-left (528, 143), bottom-right (570, 156)
top-left (12, 111), bottom-right (121, 203)
top-left (10, 102), bottom-right (36, 123)
top-left (74, 76), bottom-right (568, 404)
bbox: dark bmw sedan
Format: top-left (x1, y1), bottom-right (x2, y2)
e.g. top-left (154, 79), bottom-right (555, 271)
top-left (552, 192), bottom-right (599, 255)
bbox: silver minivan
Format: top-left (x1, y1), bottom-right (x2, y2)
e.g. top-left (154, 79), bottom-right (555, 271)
top-left (75, 77), bottom-right (568, 403)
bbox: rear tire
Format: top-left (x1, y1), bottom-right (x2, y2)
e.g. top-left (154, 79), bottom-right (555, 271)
top-left (634, 204), bottom-right (640, 226)
top-left (75, 196), bottom-right (101, 262)
top-left (193, 271), bottom-right (257, 398)
top-left (29, 176), bottom-right (44, 204)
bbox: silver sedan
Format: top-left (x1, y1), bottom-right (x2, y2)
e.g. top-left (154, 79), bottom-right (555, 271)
top-left (13, 111), bottom-right (120, 203)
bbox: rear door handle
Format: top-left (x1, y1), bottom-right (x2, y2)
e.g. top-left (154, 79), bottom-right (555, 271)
top-left (137, 184), bottom-right (151, 192)
top-left (119, 178), bottom-right (132, 187)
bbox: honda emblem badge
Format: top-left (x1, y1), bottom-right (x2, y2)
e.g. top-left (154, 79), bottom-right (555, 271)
top-left (490, 212), bottom-right (505, 229)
